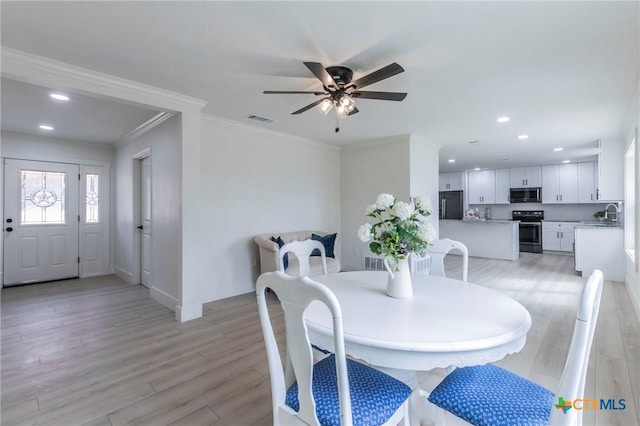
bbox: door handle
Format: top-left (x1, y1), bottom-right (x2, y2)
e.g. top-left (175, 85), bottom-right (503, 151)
top-left (5, 227), bottom-right (13, 232)
top-left (137, 225), bottom-right (143, 230)
top-left (6, 218), bottom-right (12, 223)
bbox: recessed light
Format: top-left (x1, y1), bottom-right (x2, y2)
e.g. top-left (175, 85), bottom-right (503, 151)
top-left (562, 160), bottom-right (571, 163)
top-left (518, 134), bottom-right (529, 140)
top-left (448, 159), bottom-right (456, 163)
top-left (497, 116), bottom-right (510, 123)
top-left (554, 147), bottom-right (563, 151)
top-left (468, 140), bottom-right (480, 144)
top-left (474, 168), bottom-right (481, 171)
top-left (49, 93), bottom-right (69, 101)
top-left (39, 124), bottom-right (54, 131)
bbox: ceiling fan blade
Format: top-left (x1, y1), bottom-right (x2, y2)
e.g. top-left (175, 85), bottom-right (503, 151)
top-left (348, 107), bottom-right (359, 116)
top-left (291, 98), bottom-right (328, 115)
top-left (304, 62), bottom-right (337, 90)
top-left (351, 91), bottom-right (407, 101)
top-left (263, 91), bottom-right (326, 95)
top-left (349, 63), bottom-right (405, 90)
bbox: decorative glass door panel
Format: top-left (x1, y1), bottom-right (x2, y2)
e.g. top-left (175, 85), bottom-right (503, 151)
top-left (21, 170), bottom-right (66, 225)
top-left (85, 173), bottom-right (99, 223)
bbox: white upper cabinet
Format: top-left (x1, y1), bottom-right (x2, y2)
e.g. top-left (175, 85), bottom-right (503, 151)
top-left (542, 164), bottom-right (578, 204)
top-left (509, 166), bottom-right (542, 188)
top-left (468, 170), bottom-right (496, 204)
top-left (597, 140), bottom-right (624, 201)
top-left (495, 168), bottom-right (511, 204)
top-left (439, 172), bottom-right (464, 191)
top-left (577, 162), bottom-right (597, 203)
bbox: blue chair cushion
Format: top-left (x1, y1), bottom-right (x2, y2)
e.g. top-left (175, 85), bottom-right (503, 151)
top-left (286, 354), bottom-right (411, 426)
top-left (311, 233), bottom-right (337, 258)
top-left (428, 364), bottom-right (555, 426)
top-left (270, 236), bottom-right (288, 269)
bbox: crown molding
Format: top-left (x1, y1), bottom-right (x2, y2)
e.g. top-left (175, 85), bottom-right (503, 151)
top-left (116, 112), bottom-right (175, 146)
top-left (201, 113), bottom-right (340, 151)
top-left (1, 47), bottom-right (207, 113)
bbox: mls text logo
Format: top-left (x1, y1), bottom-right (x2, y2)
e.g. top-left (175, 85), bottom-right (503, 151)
top-left (554, 396), bottom-right (626, 413)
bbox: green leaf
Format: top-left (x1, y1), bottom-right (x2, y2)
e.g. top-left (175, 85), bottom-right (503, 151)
top-left (369, 241), bottom-right (382, 254)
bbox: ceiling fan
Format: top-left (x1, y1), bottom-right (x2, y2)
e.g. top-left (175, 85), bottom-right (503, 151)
top-left (264, 62), bottom-right (407, 132)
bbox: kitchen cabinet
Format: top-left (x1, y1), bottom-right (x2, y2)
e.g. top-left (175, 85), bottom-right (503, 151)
top-left (597, 140), bottom-right (624, 201)
top-left (439, 172), bottom-right (464, 191)
top-left (542, 164), bottom-right (578, 204)
top-left (577, 162), bottom-right (597, 203)
top-left (575, 226), bottom-right (624, 281)
top-left (542, 222), bottom-right (578, 252)
top-left (509, 166), bottom-right (542, 188)
top-left (467, 170), bottom-right (496, 204)
top-left (495, 168), bottom-right (511, 204)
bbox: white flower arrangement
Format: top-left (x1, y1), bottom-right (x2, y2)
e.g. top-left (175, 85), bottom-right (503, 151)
top-left (358, 193), bottom-right (435, 269)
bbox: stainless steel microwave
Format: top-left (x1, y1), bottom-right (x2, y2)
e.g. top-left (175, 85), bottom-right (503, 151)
top-left (510, 187), bottom-right (542, 203)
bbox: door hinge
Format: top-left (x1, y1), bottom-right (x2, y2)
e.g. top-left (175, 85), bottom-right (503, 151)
top-left (78, 215), bottom-right (81, 222)
top-left (78, 257), bottom-right (80, 264)
top-left (78, 173), bottom-right (81, 180)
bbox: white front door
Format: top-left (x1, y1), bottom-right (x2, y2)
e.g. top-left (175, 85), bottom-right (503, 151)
top-left (3, 159), bottom-right (79, 286)
top-left (140, 156), bottom-right (152, 287)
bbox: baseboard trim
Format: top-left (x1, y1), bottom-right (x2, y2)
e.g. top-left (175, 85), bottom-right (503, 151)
top-left (176, 302), bottom-right (203, 322)
top-left (625, 276), bottom-right (640, 325)
top-left (150, 286), bottom-right (178, 312)
top-left (115, 267), bottom-right (133, 284)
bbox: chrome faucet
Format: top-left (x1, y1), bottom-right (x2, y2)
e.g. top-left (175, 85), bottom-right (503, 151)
top-left (604, 203), bottom-right (620, 222)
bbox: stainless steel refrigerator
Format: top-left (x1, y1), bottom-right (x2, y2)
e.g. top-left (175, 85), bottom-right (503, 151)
top-left (439, 191), bottom-right (463, 220)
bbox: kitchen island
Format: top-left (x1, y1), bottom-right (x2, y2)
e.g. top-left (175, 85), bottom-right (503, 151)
top-left (439, 219), bottom-right (520, 261)
top-left (575, 224), bottom-right (624, 282)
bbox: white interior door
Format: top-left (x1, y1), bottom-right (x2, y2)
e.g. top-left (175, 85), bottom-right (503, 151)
top-left (3, 159), bottom-right (79, 286)
top-left (140, 156), bottom-right (152, 287)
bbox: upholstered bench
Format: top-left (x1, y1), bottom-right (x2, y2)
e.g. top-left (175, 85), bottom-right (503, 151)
top-left (254, 231), bottom-right (341, 276)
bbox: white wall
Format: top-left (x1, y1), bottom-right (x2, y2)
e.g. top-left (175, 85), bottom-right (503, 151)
top-left (623, 83), bottom-right (640, 322)
top-left (114, 115), bottom-right (182, 309)
top-left (2, 131), bottom-right (114, 163)
top-left (341, 135), bottom-right (411, 271)
top-left (409, 134), bottom-right (441, 235)
top-left (198, 116), bottom-right (341, 301)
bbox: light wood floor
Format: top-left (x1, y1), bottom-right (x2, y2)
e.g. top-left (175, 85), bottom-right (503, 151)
top-left (1, 253), bottom-right (639, 426)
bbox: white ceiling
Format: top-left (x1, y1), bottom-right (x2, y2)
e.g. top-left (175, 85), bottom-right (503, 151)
top-left (1, 78), bottom-right (161, 144)
top-left (1, 1), bottom-right (638, 171)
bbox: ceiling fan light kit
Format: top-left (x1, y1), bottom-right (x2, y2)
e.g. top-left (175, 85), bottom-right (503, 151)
top-left (264, 61), bottom-right (407, 132)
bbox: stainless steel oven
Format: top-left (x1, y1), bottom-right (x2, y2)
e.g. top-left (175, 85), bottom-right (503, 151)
top-left (513, 210), bottom-right (544, 253)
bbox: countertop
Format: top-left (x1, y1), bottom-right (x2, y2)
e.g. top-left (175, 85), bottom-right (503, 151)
top-left (440, 219), bottom-right (518, 224)
top-left (574, 222), bottom-right (622, 229)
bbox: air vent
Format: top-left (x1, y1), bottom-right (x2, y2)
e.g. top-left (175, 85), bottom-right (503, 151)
top-left (363, 256), bottom-right (385, 271)
top-left (247, 114), bottom-right (274, 123)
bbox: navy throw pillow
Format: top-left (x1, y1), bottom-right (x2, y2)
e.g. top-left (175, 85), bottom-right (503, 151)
top-left (270, 236), bottom-right (288, 270)
top-left (311, 233), bottom-right (337, 258)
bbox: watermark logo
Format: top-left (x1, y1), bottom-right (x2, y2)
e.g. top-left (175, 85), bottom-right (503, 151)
top-left (554, 397), bottom-right (626, 413)
top-left (554, 397), bottom-right (572, 413)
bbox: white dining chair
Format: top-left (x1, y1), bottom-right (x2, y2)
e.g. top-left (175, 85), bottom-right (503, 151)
top-left (279, 239), bottom-right (328, 276)
top-left (427, 238), bottom-right (469, 282)
top-left (409, 253), bottom-right (431, 275)
top-left (256, 271), bottom-right (412, 426)
top-left (427, 269), bottom-right (604, 426)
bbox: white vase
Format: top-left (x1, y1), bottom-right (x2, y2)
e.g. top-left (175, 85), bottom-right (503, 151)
top-left (383, 257), bottom-right (413, 299)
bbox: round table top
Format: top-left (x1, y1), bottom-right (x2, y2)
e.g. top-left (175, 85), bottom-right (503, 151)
top-left (306, 271), bottom-right (532, 370)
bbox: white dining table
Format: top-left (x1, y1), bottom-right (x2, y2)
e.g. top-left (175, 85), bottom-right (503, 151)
top-left (307, 271), bottom-right (532, 372)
